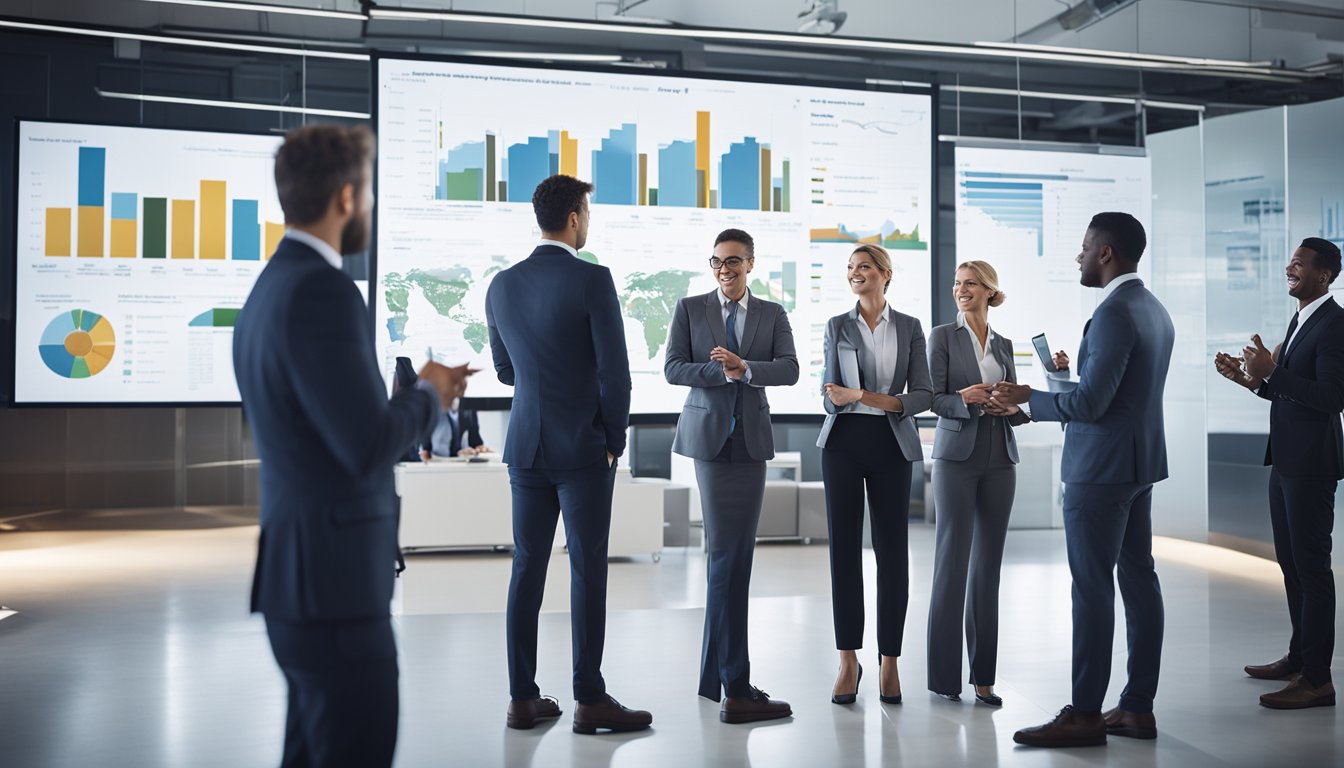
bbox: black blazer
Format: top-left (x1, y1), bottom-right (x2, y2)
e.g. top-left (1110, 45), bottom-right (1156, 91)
top-left (1258, 296), bottom-right (1344, 480)
top-left (428, 408), bottom-right (484, 457)
top-left (233, 237), bottom-right (437, 621)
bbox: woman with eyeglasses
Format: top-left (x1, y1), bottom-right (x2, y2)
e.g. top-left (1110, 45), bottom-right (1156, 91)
top-left (817, 243), bottom-right (933, 706)
top-left (924, 260), bottom-right (1029, 707)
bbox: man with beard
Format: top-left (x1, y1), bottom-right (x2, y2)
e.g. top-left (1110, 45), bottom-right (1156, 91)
top-left (234, 124), bottom-right (470, 767)
top-left (993, 212), bottom-right (1173, 747)
top-left (1216, 237), bottom-right (1344, 710)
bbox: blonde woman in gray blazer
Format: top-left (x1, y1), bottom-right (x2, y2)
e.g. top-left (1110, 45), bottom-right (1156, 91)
top-left (925, 260), bottom-right (1029, 707)
top-left (817, 243), bottom-right (933, 706)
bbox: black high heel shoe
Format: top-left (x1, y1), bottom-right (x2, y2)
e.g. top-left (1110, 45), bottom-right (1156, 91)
top-left (878, 654), bottom-right (902, 705)
top-left (974, 689), bottom-right (1003, 707)
top-left (831, 664), bottom-right (863, 705)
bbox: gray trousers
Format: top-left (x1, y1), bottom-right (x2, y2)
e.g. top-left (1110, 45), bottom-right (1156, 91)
top-left (926, 414), bottom-right (1016, 694)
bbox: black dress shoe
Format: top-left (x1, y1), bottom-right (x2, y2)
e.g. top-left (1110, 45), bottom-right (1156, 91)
top-left (1103, 707), bottom-right (1156, 739)
top-left (722, 686), bottom-right (792, 723)
top-left (573, 694), bottom-right (653, 734)
top-left (975, 691), bottom-right (1002, 707)
top-left (1244, 655), bottom-right (1303, 681)
top-left (1013, 705), bottom-right (1106, 748)
top-left (934, 692), bottom-right (961, 702)
top-left (506, 695), bottom-right (562, 730)
top-left (831, 664), bottom-right (862, 705)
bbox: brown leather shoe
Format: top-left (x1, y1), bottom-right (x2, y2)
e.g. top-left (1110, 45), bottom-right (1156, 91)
top-left (506, 695), bottom-right (562, 730)
top-left (1259, 678), bottom-right (1336, 710)
top-left (1244, 655), bottom-right (1302, 681)
top-left (572, 694), bottom-right (653, 734)
top-left (721, 686), bottom-right (792, 724)
top-left (1103, 707), bottom-right (1157, 739)
top-left (1013, 706), bottom-right (1106, 748)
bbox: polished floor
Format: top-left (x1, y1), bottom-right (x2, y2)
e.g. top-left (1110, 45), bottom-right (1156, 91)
top-left (1, 521), bottom-right (1342, 767)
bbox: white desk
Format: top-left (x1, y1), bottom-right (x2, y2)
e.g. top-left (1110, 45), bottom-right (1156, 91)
top-left (395, 459), bottom-right (664, 560)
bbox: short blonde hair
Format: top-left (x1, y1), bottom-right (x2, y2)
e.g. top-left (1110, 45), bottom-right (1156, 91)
top-left (851, 244), bottom-right (893, 292)
top-left (955, 260), bottom-right (1006, 307)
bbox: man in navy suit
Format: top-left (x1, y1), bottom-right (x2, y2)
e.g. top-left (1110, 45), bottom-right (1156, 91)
top-left (421, 399), bottom-right (490, 458)
top-left (233, 125), bottom-right (470, 767)
top-left (486, 175), bottom-right (652, 734)
top-left (994, 212), bottom-right (1174, 747)
top-left (1217, 237), bottom-right (1344, 710)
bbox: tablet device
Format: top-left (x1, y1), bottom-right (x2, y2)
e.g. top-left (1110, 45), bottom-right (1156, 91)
top-left (1032, 333), bottom-right (1059, 372)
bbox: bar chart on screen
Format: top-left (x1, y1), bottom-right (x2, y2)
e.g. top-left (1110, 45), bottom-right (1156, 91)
top-left (15, 121), bottom-right (285, 403)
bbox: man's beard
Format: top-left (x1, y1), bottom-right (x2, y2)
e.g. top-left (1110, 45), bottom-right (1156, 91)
top-left (339, 212), bottom-right (369, 256)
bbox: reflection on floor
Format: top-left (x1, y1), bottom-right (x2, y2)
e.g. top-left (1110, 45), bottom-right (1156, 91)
top-left (1, 523), bottom-right (1341, 767)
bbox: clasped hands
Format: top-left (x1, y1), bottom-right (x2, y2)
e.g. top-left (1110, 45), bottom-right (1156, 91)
top-left (710, 346), bottom-right (748, 381)
top-left (966, 382), bottom-right (1023, 416)
top-left (1213, 334), bottom-right (1278, 390)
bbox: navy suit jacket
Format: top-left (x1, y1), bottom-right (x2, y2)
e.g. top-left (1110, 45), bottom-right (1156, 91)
top-left (1258, 297), bottom-right (1344, 480)
top-left (233, 237), bottom-right (437, 621)
top-left (486, 244), bottom-right (631, 469)
top-left (1028, 278), bottom-right (1175, 485)
top-left (428, 407), bottom-right (484, 457)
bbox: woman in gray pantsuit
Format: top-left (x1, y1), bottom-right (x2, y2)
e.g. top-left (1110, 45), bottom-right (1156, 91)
top-left (925, 260), bottom-right (1029, 706)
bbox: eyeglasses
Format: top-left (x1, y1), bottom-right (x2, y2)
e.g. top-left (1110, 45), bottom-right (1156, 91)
top-left (709, 256), bottom-right (749, 269)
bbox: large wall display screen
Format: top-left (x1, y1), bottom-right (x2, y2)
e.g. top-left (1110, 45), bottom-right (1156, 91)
top-left (13, 121), bottom-right (284, 404)
top-left (954, 146), bottom-right (1152, 388)
top-left (375, 57), bottom-right (933, 414)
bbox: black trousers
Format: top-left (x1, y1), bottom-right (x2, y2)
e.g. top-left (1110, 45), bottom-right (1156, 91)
top-left (265, 616), bottom-right (398, 768)
top-left (506, 458), bottom-right (617, 703)
top-left (1268, 468), bottom-right (1337, 687)
top-left (822, 414), bottom-right (913, 657)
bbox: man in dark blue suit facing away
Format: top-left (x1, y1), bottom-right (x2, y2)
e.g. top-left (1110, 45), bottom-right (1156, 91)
top-left (486, 175), bottom-right (652, 734)
top-left (233, 125), bottom-right (471, 767)
top-left (993, 213), bottom-right (1174, 748)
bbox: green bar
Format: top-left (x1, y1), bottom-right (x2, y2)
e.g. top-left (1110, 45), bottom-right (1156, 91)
top-left (143, 197), bottom-right (167, 258)
top-left (498, 180), bottom-right (507, 201)
top-left (486, 134), bottom-right (497, 202)
top-left (772, 188), bottom-right (781, 212)
top-left (649, 188), bottom-right (658, 206)
top-left (782, 160), bottom-right (790, 213)
top-left (446, 168), bottom-right (484, 201)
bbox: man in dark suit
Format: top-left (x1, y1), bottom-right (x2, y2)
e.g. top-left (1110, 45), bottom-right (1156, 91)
top-left (1216, 237), bottom-right (1344, 710)
top-left (994, 212), bottom-right (1174, 747)
top-left (233, 125), bottom-right (469, 767)
top-left (485, 175), bottom-right (651, 734)
top-left (665, 228), bottom-right (800, 723)
top-left (421, 399), bottom-right (490, 459)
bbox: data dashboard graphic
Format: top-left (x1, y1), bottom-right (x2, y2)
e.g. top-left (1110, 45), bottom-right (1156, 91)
top-left (954, 146), bottom-right (1152, 388)
top-left (376, 58), bottom-right (933, 413)
top-left (14, 121), bottom-right (284, 404)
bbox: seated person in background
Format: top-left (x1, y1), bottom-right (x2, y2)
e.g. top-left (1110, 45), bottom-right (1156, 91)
top-left (421, 398), bottom-right (492, 459)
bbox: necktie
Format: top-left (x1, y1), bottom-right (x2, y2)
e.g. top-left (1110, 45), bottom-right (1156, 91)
top-left (725, 300), bottom-right (741, 434)
top-left (1280, 312), bottom-right (1300, 364)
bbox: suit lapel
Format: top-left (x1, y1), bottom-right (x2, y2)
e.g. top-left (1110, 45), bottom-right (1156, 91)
top-left (886, 308), bottom-right (907, 395)
top-left (739, 295), bottom-right (764, 354)
top-left (1283, 298), bottom-right (1337, 366)
top-left (991, 335), bottom-right (1015, 384)
top-left (704, 292), bottom-right (727, 349)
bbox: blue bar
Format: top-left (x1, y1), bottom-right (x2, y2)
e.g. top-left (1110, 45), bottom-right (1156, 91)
top-left (232, 199), bottom-right (260, 261)
top-left (961, 181), bottom-right (1043, 191)
top-left (657, 140), bottom-right (697, 207)
top-left (78, 146), bottom-right (106, 207)
top-left (110, 192), bottom-right (137, 220)
top-left (507, 137), bottom-right (551, 203)
top-left (720, 137), bottom-right (761, 210)
top-left (593, 124), bottom-right (637, 205)
top-left (962, 171), bottom-right (1068, 181)
top-left (963, 190), bottom-right (1043, 200)
top-left (963, 196), bottom-right (1043, 207)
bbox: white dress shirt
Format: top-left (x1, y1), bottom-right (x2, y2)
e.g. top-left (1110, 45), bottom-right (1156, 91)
top-left (957, 313), bottom-right (1004, 385)
top-left (284, 229), bottom-right (343, 270)
top-left (538, 238), bottom-right (579, 257)
top-left (851, 304), bottom-right (898, 417)
top-left (1098, 272), bottom-right (1143, 305)
top-left (1284, 293), bottom-right (1334, 354)
top-left (718, 288), bottom-right (753, 384)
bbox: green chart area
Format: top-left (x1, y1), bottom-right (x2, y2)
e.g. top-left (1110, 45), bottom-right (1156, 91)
top-left (39, 308), bottom-right (116, 379)
top-left (189, 308), bottom-right (241, 328)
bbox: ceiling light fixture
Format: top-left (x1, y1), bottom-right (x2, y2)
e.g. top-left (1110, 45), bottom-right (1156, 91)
top-left (139, 0), bottom-right (368, 21)
top-left (0, 18), bottom-right (370, 60)
top-left (96, 88), bottom-right (370, 118)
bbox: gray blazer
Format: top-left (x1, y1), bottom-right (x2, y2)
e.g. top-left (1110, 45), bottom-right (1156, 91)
top-left (665, 290), bottom-right (799, 461)
top-left (927, 322), bottom-right (1030, 463)
top-left (815, 304), bottom-right (933, 461)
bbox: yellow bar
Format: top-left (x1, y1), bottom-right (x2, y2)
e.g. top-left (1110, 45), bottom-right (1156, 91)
top-left (172, 200), bottom-right (195, 259)
top-left (110, 219), bottom-right (137, 257)
top-left (45, 207), bottom-right (71, 256)
top-left (560, 131), bottom-right (578, 177)
top-left (760, 146), bottom-right (772, 212)
top-left (199, 180), bottom-right (226, 260)
top-left (696, 111), bottom-right (710, 208)
top-left (638, 153), bottom-right (648, 206)
top-left (265, 221), bottom-right (285, 259)
top-left (77, 206), bottom-right (104, 257)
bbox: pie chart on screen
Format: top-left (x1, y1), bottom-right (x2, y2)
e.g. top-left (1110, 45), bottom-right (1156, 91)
top-left (39, 309), bottom-right (116, 379)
